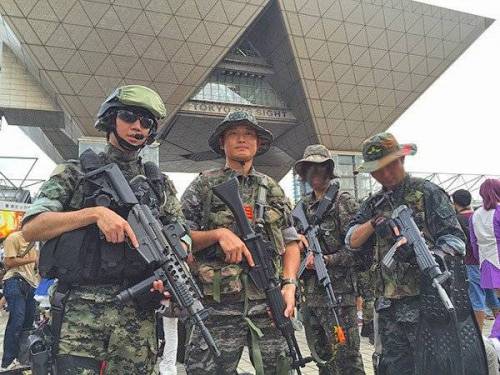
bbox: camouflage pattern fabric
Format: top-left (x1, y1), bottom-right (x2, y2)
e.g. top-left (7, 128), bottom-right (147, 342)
top-left (181, 166), bottom-right (297, 302)
top-left (293, 144), bottom-right (335, 180)
top-left (349, 174), bottom-right (465, 299)
top-left (181, 166), bottom-right (298, 374)
top-left (348, 174), bottom-right (466, 374)
top-left (24, 144), bottom-right (184, 225)
top-left (357, 270), bottom-right (374, 323)
top-left (302, 304), bottom-right (365, 375)
top-left (297, 190), bottom-right (365, 374)
top-left (184, 300), bottom-right (288, 375)
top-left (376, 297), bottom-right (419, 375)
top-left (57, 285), bottom-right (158, 374)
top-left (300, 191), bottom-right (360, 304)
top-left (356, 132), bottom-right (417, 174)
top-left (24, 144), bottom-right (187, 374)
top-left (208, 111), bottom-right (273, 156)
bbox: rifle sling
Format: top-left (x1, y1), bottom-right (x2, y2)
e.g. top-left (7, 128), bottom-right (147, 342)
top-left (312, 181), bottom-right (339, 225)
top-left (51, 282), bottom-right (71, 356)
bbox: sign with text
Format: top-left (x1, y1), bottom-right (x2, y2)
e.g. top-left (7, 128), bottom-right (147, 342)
top-left (181, 101), bottom-right (296, 122)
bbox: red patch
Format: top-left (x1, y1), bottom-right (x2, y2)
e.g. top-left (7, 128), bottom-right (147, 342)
top-left (243, 204), bottom-right (254, 221)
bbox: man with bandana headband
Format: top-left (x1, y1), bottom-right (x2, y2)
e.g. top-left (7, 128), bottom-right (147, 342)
top-left (293, 144), bottom-right (365, 375)
top-left (22, 85), bottom-right (189, 374)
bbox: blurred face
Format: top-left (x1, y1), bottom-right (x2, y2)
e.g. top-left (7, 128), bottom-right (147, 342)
top-left (371, 157), bottom-right (406, 190)
top-left (111, 109), bottom-right (153, 149)
top-left (305, 163), bottom-right (331, 192)
top-left (221, 123), bottom-right (260, 162)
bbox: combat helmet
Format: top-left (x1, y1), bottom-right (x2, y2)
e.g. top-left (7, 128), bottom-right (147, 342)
top-left (95, 85), bottom-right (166, 150)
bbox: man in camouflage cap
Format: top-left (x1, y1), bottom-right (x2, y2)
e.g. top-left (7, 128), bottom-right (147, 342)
top-left (181, 111), bottom-right (302, 374)
top-left (293, 144), bottom-right (365, 375)
top-left (22, 85), bottom-right (190, 374)
top-left (346, 132), bottom-right (486, 374)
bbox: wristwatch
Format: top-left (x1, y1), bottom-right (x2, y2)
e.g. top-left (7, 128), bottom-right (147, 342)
top-left (281, 277), bottom-right (298, 287)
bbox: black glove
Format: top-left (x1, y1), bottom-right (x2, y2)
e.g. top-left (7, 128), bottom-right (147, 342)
top-left (392, 239), bottom-right (415, 264)
top-left (370, 216), bottom-right (395, 238)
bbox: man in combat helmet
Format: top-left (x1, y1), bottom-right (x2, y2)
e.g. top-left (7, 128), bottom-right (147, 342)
top-left (181, 111), bottom-right (302, 374)
top-left (23, 85), bottom-right (190, 374)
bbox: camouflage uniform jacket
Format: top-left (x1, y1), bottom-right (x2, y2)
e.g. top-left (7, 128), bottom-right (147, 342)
top-left (347, 174), bottom-right (465, 300)
top-left (23, 144), bottom-right (187, 300)
top-left (299, 190), bottom-right (360, 307)
top-left (181, 166), bottom-right (299, 305)
top-left (25, 145), bottom-right (184, 223)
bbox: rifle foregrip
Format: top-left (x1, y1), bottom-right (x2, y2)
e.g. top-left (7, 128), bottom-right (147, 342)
top-left (116, 275), bottom-right (157, 304)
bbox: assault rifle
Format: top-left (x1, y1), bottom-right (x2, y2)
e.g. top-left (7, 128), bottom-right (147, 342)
top-left (84, 162), bottom-right (221, 359)
top-left (212, 177), bottom-right (313, 374)
top-left (381, 204), bottom-right (454, 312)
top-left (291, 180), bottom-right (346, 345)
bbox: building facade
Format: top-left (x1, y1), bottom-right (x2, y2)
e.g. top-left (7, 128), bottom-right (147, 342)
top-left (0, 0), bottom-right (493, 179)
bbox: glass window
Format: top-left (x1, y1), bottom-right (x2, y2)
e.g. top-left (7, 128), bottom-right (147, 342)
top-left (192, 70), bottom-right (287, 108)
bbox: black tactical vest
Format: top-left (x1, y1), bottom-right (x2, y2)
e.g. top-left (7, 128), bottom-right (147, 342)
top-left (39, 149), bottom-right (165, 286)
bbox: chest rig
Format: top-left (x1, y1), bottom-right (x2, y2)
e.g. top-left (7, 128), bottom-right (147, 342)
top-left (39, 149), bottom-right (166, 286)
top-left (370, 177), bottom-right (432, 299)
top-left (194, 169), bottom-right (284, 301)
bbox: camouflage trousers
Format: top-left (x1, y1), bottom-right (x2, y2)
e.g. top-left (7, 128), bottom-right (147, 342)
top-left (56, 285), bottom-right (158, 374)
top-left (301, 302), bottom-right (365, 375)
top-left (377, 298), bottom-right (419, 375)
top-left (357, 270), bottom-right (375, 323)
top-left (184, 300), bottom-right (289, 375)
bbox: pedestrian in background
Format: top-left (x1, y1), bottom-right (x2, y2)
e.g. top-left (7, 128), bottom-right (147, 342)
top-left (470, 179), bottom-right (500, 338)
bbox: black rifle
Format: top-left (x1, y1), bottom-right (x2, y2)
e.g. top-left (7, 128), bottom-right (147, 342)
top-left (291, 180), bottom-right (346, 345)
top-left (85, 163), bottom-right (221, 359)
top-left (381, 204), bottom-right (454, 312)
top-left (212, 177), bottom-right (312, 373)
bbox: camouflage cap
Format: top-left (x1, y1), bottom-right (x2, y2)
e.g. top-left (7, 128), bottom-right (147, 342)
top-left (208, 111), bottom-right (274, 156)
top-left (294, 144), bottom-right (336, 179)
top-left (356, 132), bottom-right (416, 173)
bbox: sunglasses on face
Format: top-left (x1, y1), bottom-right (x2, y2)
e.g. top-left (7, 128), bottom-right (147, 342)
top-left (116, 109), bottom-right (157, 130)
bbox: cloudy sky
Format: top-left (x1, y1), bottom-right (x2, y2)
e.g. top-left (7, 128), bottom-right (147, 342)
top-left (0, 0), bottom-right (499, 197)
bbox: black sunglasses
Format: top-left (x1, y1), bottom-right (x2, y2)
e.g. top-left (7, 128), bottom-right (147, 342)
top-left (116, 109), bottom-right (157, 130)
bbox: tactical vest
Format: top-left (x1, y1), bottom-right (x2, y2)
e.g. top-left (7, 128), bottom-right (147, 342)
top-left (302, 192), bottom-right (357, 300)
top-left (193, 168), bottom-right (285, 302)
top-left (39, 149), bottom-right (165, 286)
top-left (370, 177), bottom-right (432, 299)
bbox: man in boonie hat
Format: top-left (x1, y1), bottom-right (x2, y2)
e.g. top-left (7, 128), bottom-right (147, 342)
top-left (181, 111), bottom-right (302, 374)
top-left (355, 132), bottom-right (416, 177)
top-left (346, 133), bottom-right (487, 375)
top-left (293, 144), bottom-right (366, 375)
